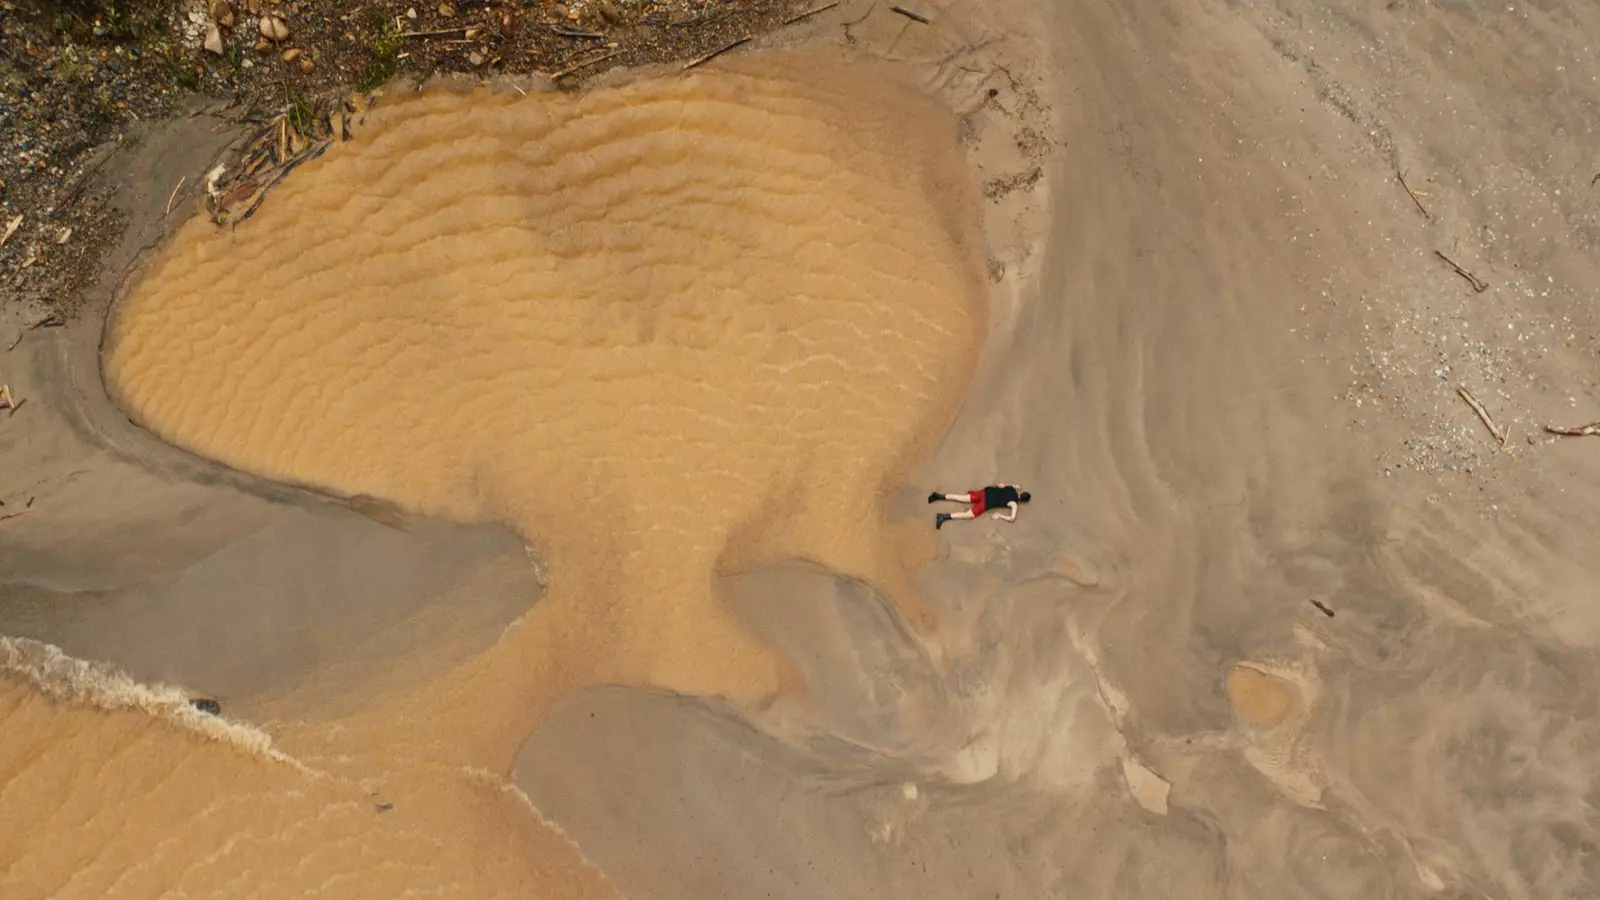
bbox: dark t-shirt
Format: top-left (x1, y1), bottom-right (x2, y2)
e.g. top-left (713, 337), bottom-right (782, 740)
top-left (983, 485), bottom-right (1020, 509)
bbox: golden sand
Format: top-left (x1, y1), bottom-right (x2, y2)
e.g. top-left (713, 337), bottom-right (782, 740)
top-left (1225, 665), bottom-right (1298, 730)
top-left (1, 55), bottom-right (987, 898)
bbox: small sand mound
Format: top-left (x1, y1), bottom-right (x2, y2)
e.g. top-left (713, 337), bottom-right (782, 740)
top-left (1226, 664), bottom-right (1298, 729)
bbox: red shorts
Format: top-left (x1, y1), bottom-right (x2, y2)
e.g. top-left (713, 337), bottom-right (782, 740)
top-left (968, 490), bottom-right (987, 515)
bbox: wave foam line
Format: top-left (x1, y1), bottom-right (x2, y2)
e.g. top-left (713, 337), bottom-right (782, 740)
top-left (0, 635), bottom-right (323, 776)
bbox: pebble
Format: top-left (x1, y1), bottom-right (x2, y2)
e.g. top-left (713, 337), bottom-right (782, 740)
top-left (203, 22), bottom-right (225, 55)
top-left (259, 14), bottom-right (289, 42)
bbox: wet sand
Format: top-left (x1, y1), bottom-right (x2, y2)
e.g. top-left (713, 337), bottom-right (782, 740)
top-left (7, 0), bottom-right (1600, 897)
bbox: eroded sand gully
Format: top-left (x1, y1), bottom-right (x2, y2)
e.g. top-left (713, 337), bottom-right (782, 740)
top-left (6, 54), bottom-right (987, 897)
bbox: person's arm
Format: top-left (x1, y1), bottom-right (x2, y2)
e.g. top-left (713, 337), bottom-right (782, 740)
top-left (991, 502), bottom-right (1019, 522)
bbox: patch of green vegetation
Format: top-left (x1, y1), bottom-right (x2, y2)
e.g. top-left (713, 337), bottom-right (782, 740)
top-left (285, 81), bottom-right (314, 134)
top-left (168, 55), bottom-right (201, 92)
top-left (356, 8), bottom-right (403, 92)
top-left (90, 80), bottom-right (120, 123)
top-left (52, 44), bottom-right (95, 87)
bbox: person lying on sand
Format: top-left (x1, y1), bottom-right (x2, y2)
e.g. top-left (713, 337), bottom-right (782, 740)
top-left (928, 483), bottom-right (1031, 529)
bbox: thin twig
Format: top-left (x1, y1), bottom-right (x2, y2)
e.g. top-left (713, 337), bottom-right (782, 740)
top-left (1308, 599), bottom-right (1335, 618)
top-left (551, 24), bottom-right (605, 38)
top-left (668, 9), bottom-right (730, 28)
top-left (10, 314), bottom-right (64, 350)
top-left (401, 26), bottom-right (470, 38)
top-left (1395, 170), bottom-right (1430, 221)
top-left (842, 0), bottom-right (878, 26)
top-left (213, 141), bottom-right (330, 229)
top-left (165, 175), bottom-right (187, 217)
top-left (890, 5), bottom-right (930, 23)
top-left (784, 1), bottom-right (839, 25)
top-left (682, 36), bottom-right (749, 71)
top-left (1545, 422), bottom-right (1600, 437)
top-left (0, 509), bottom-right (30, 524)
top-left (1456, 387), bottom-right (1506, 446)
top-left (551, 49), bottom-right (623, 79)
top-left (6, 398), bottom-right (24, 417)
top-left (1434, 250), bottom-right (1488, 292)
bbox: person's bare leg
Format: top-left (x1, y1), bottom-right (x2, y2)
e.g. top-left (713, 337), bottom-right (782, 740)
top-left (927, 491), bottom-right (971, 503)
top-left (935, 508), bottom-right (976, 529)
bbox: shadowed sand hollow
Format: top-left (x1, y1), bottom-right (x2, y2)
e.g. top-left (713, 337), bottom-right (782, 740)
top-left (6, 53), bottom-right (989, 898)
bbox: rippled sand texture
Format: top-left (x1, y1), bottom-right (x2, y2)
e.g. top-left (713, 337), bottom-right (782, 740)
top-left (50, 55), bottom-right (984, 898)
top-left (106, 55), bottom-right (984, 723)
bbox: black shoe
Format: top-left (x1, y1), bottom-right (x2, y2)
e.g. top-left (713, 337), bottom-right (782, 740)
top-left (936, 513), bottom-right (950, 529)
top-left (927, 492), bottom-right (942, 504)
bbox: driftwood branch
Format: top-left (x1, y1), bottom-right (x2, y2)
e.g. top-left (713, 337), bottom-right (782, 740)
top-left (551, 49), bottom-right (622, 79)
top-left (165, 175), bottom-right (187, 217)
top-left (682, 37), bottom-right (750, 70)
top-left (1456, 387), bottom-right (1506, 446)
top-left (1435, 250), bottom-right (1488, 292)
top-left (1545, 422), bottom-right (1600, 437)
top-left (401, 27), bottom-right (470, 38)
top-left (784, 1), bottom-right (839, 25)
top-left (1396, 170), bottom-right (1430, 221)
top-left (551, 24), bottom-right (605, 39)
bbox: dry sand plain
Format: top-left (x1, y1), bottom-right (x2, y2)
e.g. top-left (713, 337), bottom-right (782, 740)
top-left (5, 0), bottom-right (1600, 898)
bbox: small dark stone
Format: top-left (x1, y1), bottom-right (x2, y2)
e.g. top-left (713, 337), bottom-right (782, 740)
top-left (374, 803), bottom-right (394, 813)
top-left (191, 698), bottom-right (222, 715)
top-left (987, 88), bottom-right (999, 98)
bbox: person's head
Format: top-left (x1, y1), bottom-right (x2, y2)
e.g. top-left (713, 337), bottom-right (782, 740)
top-left (1019, 491), bottom-right (1032, 503)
